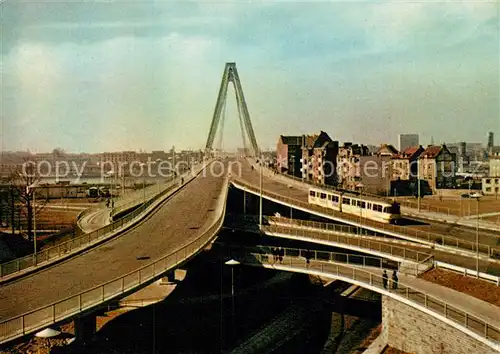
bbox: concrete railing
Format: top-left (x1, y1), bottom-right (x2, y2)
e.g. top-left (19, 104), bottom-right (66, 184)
top-left (435, 261), bottom-right (500, 286)
top-left (0, 161), bottom-right (212, 281)
top-left (225, 214), bottom-right (433, 276)
top-left (230, 178), bottom-right (500, 260)
top-left (0, 177), bottom-right (229, 345)
top-left (263, 221), bottom-right (433, 276)
top-left (232, 248), bottom-right (500, 350)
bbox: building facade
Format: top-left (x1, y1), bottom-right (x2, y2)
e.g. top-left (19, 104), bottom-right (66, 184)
top-left (336, 143), bottom-right (370, 190)
top-left (489, 153), bottom-right (500, 177)
top-left (300, 131), bottom-right (338, 186)
top-left (391, 146), bottom-right (424, 181)
top-left (276, 135), bottom-right (302, 178)
top-left (418, 145), bottom-right (456, 191)
top-left (482, 177), bottom-right (500, 196)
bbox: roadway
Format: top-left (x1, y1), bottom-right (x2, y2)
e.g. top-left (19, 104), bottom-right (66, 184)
top-left (236, 161), bottom-right (500, 250)
top-left (0, 162), bottom-right (227, 321)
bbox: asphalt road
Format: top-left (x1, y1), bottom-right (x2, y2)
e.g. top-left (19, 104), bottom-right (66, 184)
top-left (0, 162), bottom-right (227, 320)
top-left (236, 162), bottom-right (500, 248)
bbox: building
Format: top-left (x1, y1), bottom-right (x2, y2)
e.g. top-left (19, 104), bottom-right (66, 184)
top-left (489, 153), bottom-right (500, 177)
top-left (300, 131), bottom-right (338, 186)
top-left (482, 177), bottom-right (500, 196)
top-left (418, 145), bottom-right (457, 191)
top-left (376, 144), bottom-right (399, 157)
top-left (488, 132), bottom-right (494, 151)
top-left (358, 155), bottom-right (392, 195)
top-left (398, 134), bottom-right (419, 152)
top-left (337, 143), bottom-right (370, 190)
top-left (276, 135), bottom-right (302, 178)
top-left (391, 146), bottom-right (425, 181)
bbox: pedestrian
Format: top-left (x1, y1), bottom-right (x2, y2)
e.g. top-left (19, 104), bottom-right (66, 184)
top-left (382, 270), bottom-right (388, 289)
top-left (271, 248), bottom-right (277, 263)
top-left (111, 200), bottom-right (115, 208)
top-left (106, 200), bottom-right (110, 208)
top-left (392, 270), bottom-right (398, 289)
top-left (305, 250), bottom-right (311, 267)
top-left (278, 247), bottom-right (284, 263)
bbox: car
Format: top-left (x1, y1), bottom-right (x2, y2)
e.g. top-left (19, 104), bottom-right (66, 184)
top-left (470, 192), bottom-right (482, 198)
top-left (461, 193), bottom-right (470, 198)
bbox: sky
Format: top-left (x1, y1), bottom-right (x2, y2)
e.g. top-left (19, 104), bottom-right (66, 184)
top-left (1, 0), bottom-right (499, 153)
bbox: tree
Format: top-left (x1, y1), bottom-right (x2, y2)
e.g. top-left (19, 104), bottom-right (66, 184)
top-left (8, 160), bottom-right (47, 242)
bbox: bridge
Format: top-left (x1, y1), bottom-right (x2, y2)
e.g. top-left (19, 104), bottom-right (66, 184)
top-left (1, 63), bottom-right (500, 353)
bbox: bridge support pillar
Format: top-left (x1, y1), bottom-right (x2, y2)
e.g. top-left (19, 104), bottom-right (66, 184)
top-left (74, 313), bottom-right (97, 342)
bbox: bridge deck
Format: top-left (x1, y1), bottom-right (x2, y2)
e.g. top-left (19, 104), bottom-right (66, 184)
top-left (236, 161), bottom-right (500, 250)
top-left (0, 164), bottom-right (226, 322)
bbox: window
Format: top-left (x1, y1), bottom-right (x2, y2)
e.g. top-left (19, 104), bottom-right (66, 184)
top-left (486, 179), bottom-right (491, 184)
top-left (309, 190), bottom-right (316, 197)
top-left (367, 203), bottom-right (372, 209)
top-left (328, 194), bottom-right (332, 201)
top-left (496, 179), bottom-right (499, 184)
top-left (333, 195), bottom-right (339, 203)
top-left (383, 207), bottom-right (390, 213)
top-left (320, 193), bottom-right (327, 199)
top-left (343, 197), bottom-right (350, 205)
top-left (486, 187), bottom-right (492, 192)
top-left (373, 204), bottom-right (382, 212)
top-left (361, 201), bottom-right (366, 208)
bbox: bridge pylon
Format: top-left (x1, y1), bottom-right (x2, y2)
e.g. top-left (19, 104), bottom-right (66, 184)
top-left (205, 63), bottom-right (260, 158)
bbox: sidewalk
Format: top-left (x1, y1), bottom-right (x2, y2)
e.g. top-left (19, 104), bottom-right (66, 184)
top-left (401, 207), bottom-right (500, 232)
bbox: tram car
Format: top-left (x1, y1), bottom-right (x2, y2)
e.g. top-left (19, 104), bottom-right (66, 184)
top-left (308, 187), bottom-right (401, 224)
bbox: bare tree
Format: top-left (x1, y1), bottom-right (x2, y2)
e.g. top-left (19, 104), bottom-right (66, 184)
top-left (9, 160), bottom-right (47, 242)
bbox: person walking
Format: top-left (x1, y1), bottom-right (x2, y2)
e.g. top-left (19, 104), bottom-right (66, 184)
top-left (278, 247), bottom-right (284, 263)
top-left (382, 270), bottom-right (388, 289)
top-left (392, 270), bottom-right (398, 289)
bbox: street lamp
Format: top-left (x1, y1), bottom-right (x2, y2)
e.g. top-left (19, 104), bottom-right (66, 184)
top-left (470, 194), bottom-right (480, 277)
top-left (259, 155), bottom-right (263, 227)
top-left (26, 182), bottom-right (38, 264)
top-left (140, 163), bottom-right (147, 204)
top-left (225, 259), bottom-right (240, 340)
top-left (287, 184), bottom-right (293, 220)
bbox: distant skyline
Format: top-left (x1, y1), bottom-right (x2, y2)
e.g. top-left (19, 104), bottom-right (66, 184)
top-left (1, 1), bottom-right (499, 153)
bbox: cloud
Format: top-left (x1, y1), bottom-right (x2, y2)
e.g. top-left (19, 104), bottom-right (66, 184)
top-left (1, 1), bottom-right (498, 152)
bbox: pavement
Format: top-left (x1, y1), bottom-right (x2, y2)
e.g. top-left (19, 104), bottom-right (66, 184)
top-left (0, 162), bottom-right (228, 322)
top-left (77, 207), bottom-right (112, 233)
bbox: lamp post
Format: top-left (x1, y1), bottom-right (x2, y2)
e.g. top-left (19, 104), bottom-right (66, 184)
top-left (287, 184), bottom-right (293, 220)
top-left (417, 159), bottom-right (421, 212)
top-left (225, 259), bottom-right (240, 341)
top-left (27, 183), bottom-right (38, 264)
top-left (259, 155), bottom-right (263, 227)
top-left (140, 163), bottom-right (147, 204)
top-left (471, 194), bottom-right (480, 277)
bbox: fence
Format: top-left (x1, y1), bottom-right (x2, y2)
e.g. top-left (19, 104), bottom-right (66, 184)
top-left (0, 161), bottom-right (211, 280)
top-left (230, 178), bottom-right (500, 260)
top-left (0, 177), bottom-right (229, 345)
top-left (235, 249), bottom-right (500, 346)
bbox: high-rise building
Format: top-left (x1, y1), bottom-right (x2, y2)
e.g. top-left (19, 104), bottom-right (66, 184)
top-left (488, 132), bottom-right (494, 150)
top-left (398, 134), bottom-right (419, 152)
